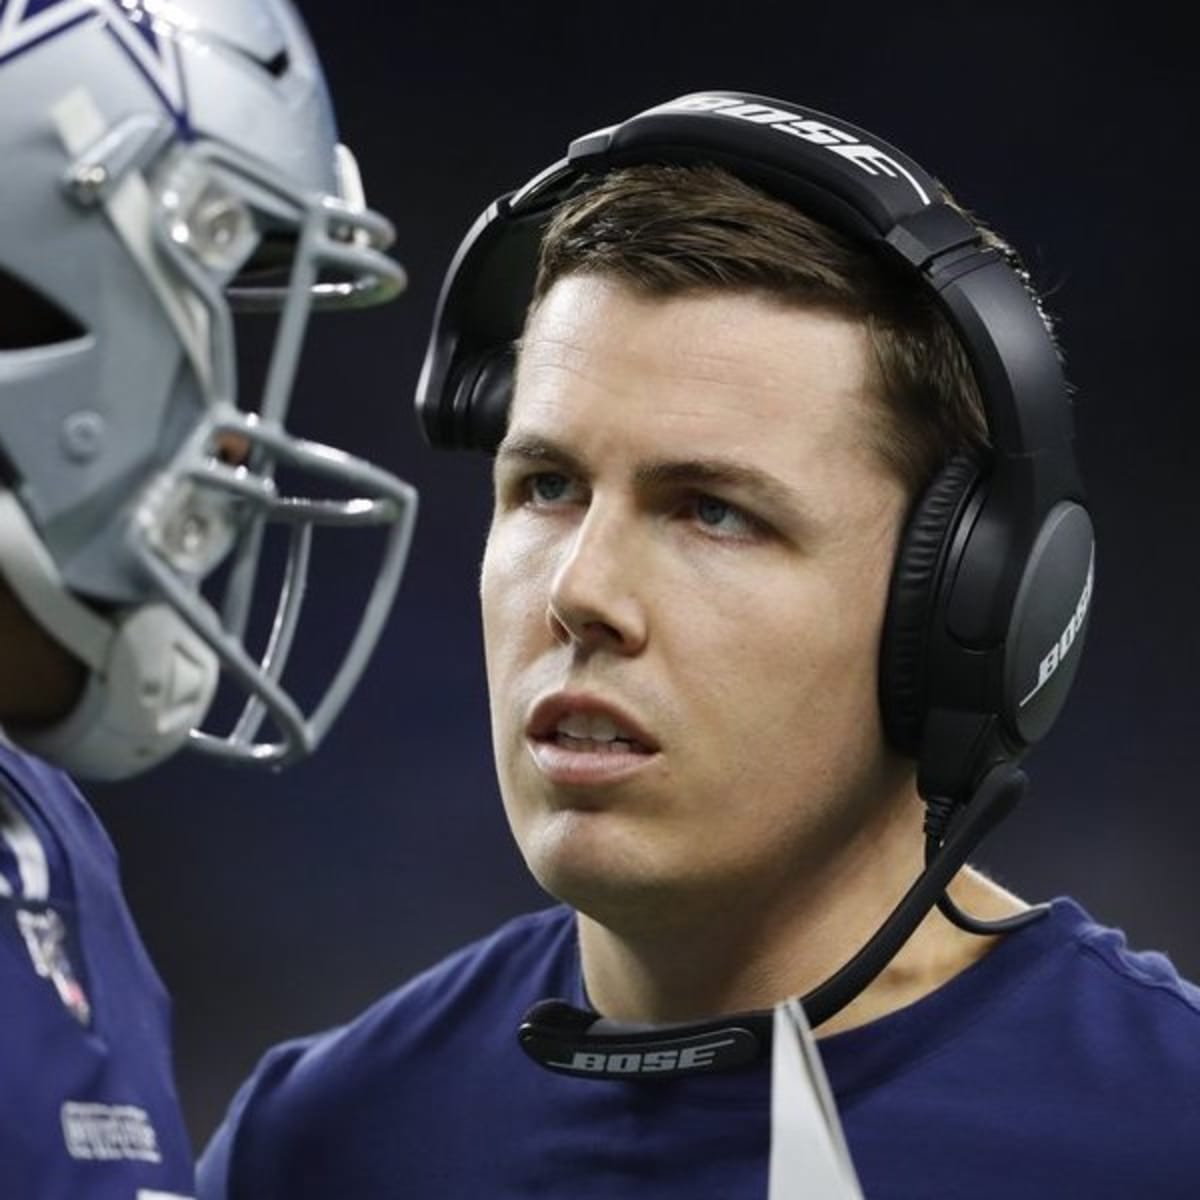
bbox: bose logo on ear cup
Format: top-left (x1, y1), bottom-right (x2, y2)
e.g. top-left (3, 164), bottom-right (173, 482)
top-left (647, 94), bottom-right (932, 203)
top-left (1020, 549), bottom-right (1094, 709)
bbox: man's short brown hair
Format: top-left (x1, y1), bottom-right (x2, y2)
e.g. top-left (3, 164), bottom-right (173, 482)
top-left (528, 163), bottom-right (1046, 495)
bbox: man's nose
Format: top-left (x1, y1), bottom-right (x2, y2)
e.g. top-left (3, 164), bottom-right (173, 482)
top-left (546, 506), bottom-right (648, 655)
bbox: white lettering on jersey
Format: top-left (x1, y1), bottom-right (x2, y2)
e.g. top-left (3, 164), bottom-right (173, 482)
top-left (61, 1102), bottom-right (162, 1164)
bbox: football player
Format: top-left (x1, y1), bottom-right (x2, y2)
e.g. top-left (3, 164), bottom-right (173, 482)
top-left (0, 2), bottom-right (414, 1195)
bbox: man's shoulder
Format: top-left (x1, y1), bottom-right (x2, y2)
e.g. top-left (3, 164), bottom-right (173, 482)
top-left (966, 896), bottom-right (1200, 1067)
top-left (830, 898), bottom-right (1200, 1196)
top-left (1069, 901), bottom-right (1200, 1004)
top-left (197, 905), bottom-right (578, 1198)
top-left (1056, 898), bottom-right (1200, 1060)
top-left (230, 905), bottom-right (574, 1104)
top-left (968, 895), bottom-right (1200, 1035)
top-left (827, 895), bottom-right (1200, 1106)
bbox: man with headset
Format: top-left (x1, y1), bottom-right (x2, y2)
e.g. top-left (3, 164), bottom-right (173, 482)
top-left (198, 93), bottom-right (1199, 1197)
top-left (0, 2), bottom-right (413, 1195)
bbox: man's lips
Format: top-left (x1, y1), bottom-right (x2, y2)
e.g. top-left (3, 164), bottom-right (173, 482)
top-left (526, 693), bottom-right (660, 754)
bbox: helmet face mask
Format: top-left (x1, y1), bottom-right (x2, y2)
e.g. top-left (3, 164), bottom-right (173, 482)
top-left (0, 1), bottom-right (415, 778)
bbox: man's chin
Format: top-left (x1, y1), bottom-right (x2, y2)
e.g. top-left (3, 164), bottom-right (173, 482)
top-left (521, 813), bottom-right (706, 928)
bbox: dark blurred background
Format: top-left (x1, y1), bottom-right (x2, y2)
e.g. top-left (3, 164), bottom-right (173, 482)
top-left (89, 0), bottom-right (1197, 1147)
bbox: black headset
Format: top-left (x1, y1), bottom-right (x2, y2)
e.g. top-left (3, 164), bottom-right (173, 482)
top-left (416, 92), bottom-right (1095, 1059)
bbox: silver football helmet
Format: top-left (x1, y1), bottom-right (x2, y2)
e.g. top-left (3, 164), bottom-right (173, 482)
top-left (0, 1), bottom-right (415, 779)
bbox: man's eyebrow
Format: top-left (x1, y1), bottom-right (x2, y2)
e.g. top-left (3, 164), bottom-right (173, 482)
top-left (496, 434), bottom-right (808, 518)
top-left (632, 459), bottom-right (802, 513)
top-left (494, 434), bottom-right (582, 473)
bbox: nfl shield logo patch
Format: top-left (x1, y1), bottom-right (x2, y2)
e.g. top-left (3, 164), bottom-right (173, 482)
top-left (16, 906), bottom-right (92, 1026)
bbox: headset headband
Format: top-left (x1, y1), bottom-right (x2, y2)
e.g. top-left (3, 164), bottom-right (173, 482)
top-left (418, 91), bottom-right (1078, 487)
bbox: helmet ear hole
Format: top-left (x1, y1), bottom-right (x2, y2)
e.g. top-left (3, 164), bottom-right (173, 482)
top-left (0, 266), bottom-right (86, 349)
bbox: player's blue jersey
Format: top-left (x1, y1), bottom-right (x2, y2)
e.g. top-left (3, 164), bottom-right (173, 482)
top-left (0, 739), bottom-right (195, 1199)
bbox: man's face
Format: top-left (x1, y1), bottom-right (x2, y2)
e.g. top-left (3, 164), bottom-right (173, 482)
top-left (481, 274), bottom-right (912, 924)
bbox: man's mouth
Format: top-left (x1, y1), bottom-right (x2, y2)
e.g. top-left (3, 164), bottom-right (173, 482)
top-left (525, 696), bottom-right (659, 787)
top-left (547, 711), bottom-right (653, 755)
top-left (526, 694), bottom-right (661, 767)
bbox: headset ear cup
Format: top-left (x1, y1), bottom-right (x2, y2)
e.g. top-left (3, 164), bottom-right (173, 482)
top-left (449, 346), bottom-right (515, 451)
top-left (880, 453), bottom-right (981, 755)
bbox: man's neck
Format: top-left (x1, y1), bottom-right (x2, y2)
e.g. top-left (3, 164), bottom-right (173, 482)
top-left (575, 794), bottom-right (1027, 1037)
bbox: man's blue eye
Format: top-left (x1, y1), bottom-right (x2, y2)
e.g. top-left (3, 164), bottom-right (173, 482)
top-left (531, 473), bottom-right (570, 502)
top-left (696, 496), bottom-right (732, 527)
top-left (690, 495), bottom-right (759, 538)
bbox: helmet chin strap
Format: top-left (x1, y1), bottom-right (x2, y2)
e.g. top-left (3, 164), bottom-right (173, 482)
top-left (0, 491), bottom-right (218, 781)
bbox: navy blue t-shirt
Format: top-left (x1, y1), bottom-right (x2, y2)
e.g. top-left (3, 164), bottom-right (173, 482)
top-left (198, 898), bottom-right (1200, 1198)
top-left (0, 741), bottom-right (195, 1199)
